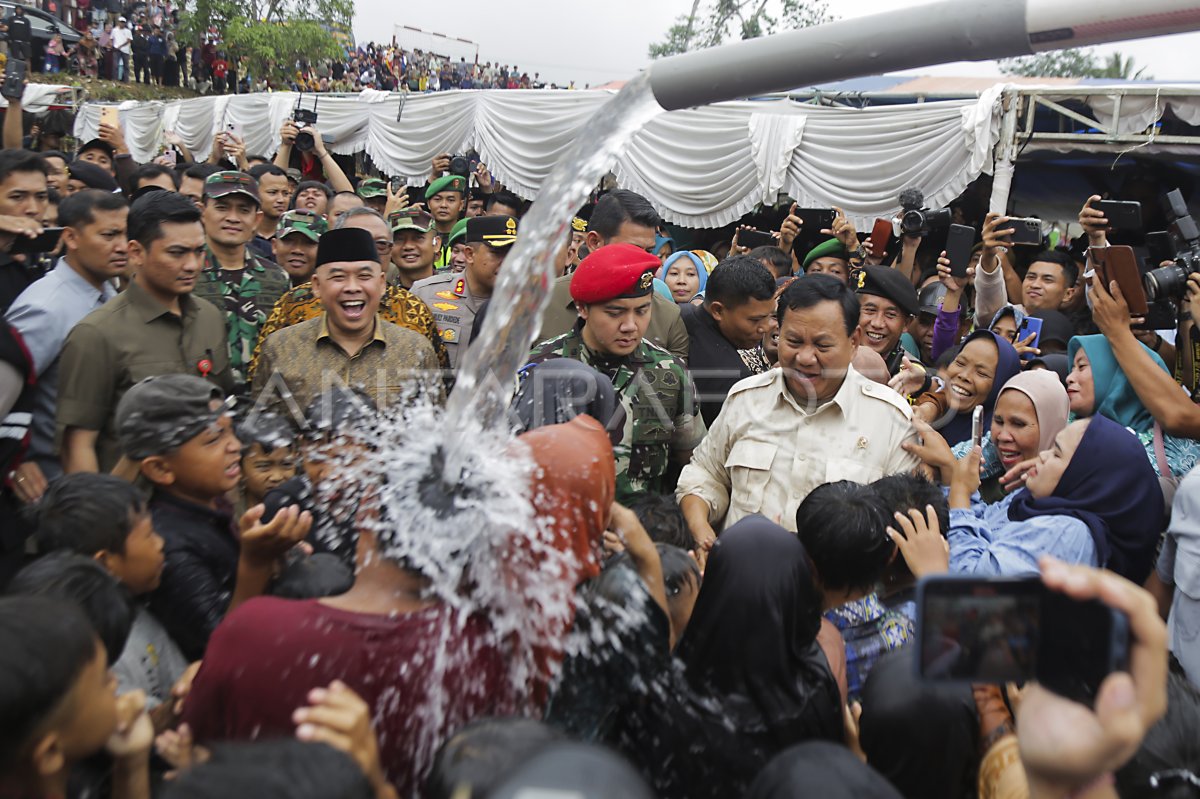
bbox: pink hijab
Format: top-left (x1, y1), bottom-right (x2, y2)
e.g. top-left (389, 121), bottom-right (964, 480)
top-left (997, 369), bottom-right (1070, 452)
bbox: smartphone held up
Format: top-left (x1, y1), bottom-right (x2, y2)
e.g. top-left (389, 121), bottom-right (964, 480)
top-left (917, 575), bottom-right (1130, 705)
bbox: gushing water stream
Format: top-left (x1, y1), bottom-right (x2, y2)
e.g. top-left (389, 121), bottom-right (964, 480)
top-left (437, 72), bottom-right (664, 483)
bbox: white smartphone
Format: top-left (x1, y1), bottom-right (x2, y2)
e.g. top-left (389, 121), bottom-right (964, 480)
top-left (971, 405), bottom-right (985, 450)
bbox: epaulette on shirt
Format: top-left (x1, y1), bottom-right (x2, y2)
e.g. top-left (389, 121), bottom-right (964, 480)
top-left (726, 369), bottom-right (778, 397)
top-left (861, 379), bottom-right (914, 418)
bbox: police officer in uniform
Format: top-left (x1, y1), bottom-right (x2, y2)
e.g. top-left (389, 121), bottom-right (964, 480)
top-left (411, 215), bottom-right (517, 369)
top-left (527, 243), bottom-right (705, 503)
top-left (854, 265), bottom-right (920, 377)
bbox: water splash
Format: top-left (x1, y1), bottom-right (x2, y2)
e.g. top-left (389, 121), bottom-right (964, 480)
top-left (439, 72), bottom-right (664, 481)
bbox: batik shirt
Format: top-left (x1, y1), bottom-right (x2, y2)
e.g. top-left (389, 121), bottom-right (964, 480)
top-left (528, 325), bottom-right (706, 503)
top-left (824, 593), bottom-right (915, 702)
top-left (193, 249), bottom-right (289, 392)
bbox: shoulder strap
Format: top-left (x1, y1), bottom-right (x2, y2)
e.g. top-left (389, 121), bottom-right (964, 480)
top-left (1154, 421), bottom-right (1171, 477)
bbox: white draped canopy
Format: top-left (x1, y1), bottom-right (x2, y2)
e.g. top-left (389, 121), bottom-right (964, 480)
top-left (73, 86), bottom-right (1008, 228)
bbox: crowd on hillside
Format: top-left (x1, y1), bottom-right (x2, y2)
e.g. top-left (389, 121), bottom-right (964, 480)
top-left (0, 57), bottom-right (1195, 799)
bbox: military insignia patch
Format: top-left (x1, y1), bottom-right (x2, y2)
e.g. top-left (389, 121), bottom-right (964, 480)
top-left (441, 328), bottom-right (458, 342)
top-left (453, 278), bottom-right (466, 296)
top-left (432, 302), bottom-right (459, 312)
top-left (856, 270), bottom-right (867, 290)
top-left (435, 290), bottom-right (457, 300)
top-left (639, 271), bottom-right (654, 290)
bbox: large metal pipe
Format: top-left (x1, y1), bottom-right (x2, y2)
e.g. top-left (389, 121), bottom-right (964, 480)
top-left (647, 0), bottom-right (1200, 112)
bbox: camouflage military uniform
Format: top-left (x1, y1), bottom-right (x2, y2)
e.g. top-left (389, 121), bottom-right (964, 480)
top-left (193, 248), bottom-right (290, 393)
top-left (528, 325), bottom-right (706, 503)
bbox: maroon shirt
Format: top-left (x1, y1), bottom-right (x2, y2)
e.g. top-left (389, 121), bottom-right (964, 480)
top-left (183, 596), bottom-right (513, 796)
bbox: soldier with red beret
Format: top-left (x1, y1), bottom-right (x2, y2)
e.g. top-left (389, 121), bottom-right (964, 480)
top-left (527, 243), bottom-right (705, 503)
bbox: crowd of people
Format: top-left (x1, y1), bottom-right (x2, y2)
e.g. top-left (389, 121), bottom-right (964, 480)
top-left (0, 0), bottom-right (576, 95)
top-left (0, 77), bottom-right (1195, 799)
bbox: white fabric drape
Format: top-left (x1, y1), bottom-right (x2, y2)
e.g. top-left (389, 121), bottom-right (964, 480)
top-left (74, 88), bottom-right (1013, 228)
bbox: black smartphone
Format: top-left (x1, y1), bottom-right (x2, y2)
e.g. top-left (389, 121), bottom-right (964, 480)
top-left (1006, 217), bottom-right (1042, 246)
top-left (917, 576), bottom-right (1130, 705)
top-left (796, 208), bottom-right (836, 232)
top-left (1145, 231), bottom-right (1174, 267)
top-left (1, 60), bottom-right (26, 102)
top-left (1095, 200), bottom-right (1143, 233)
top-left (945, 223), bottom-right (975, 279)
top-left (738, 228), bottom-right (776, 249)
top-left (9, 227), bottom-right (63, 254)
top-left (390, 176), bottom-right (406, 194)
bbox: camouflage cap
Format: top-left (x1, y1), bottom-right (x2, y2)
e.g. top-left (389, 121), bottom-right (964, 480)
top-left (388, 207), bottom-right (435, 234)
top-left (204, 170), bottom-right (260, 205)
top-left (357, 178), bottom-right (387, 199)
top-left (276, 209), bottom-right (327, 243)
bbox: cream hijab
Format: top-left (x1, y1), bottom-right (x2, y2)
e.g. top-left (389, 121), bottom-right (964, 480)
top-left (996, 369), bottom-right (1070, 452)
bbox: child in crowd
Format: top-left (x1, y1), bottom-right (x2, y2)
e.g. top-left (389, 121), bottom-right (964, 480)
top-left (631, 492), bottom-right (694, 552)
top-left (796, 480), bottom-right (915, 703)
top-left (0, 595), bottom-right (153, 799)
top-left (34, 473), bottom-right (192, 718)
top-left (234, 412), bottom-right (298, 516)
top-left (656, 543), bottom-right (700, 644)
top-left (870, 473), bottom-right (950, 618)
top-left (116, 374), bottom-right (311, 659)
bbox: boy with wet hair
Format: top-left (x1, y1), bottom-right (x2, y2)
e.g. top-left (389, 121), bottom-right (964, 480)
top-left (871, 472), bottom-right (949, 618)
top-left (235, 412), bottom-right (298, 513)
top-left (631, 493), bottom-right (693, 552)
top-left (0, 595), bottom-right (152, 799)
top-left (33, 473), bottom-right (191, 713)
top-left (116, 374), bottom-right (311, 660)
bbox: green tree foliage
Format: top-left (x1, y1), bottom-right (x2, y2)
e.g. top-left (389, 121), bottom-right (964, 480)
top-left (650, 0), bottom-right (834, 59)
top-left (999, 48), bottom-right (1151, 80)
top-left (177, 0), bottom-right (352, 82)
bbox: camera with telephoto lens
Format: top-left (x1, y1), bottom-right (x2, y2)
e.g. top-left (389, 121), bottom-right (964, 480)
top-left (1143, 189), bottom-right (1200, 303)
top-left (448, 154), bottom-right (478, 179)
top-left (898, 188), bottom-right (952, 237)
top-left (292, 107), bottom-right (319, 152)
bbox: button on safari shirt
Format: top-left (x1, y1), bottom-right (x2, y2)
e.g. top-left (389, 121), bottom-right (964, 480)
top-left (250, 315), bottom-right (443, 422)
top-left (56, 281), bottom-right (233, 473)
top-left (676, 365), bottom-right (921, 533)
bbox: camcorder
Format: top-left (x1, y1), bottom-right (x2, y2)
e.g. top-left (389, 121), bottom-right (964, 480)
top-left (898, 188), bottom-right (952, 237)
top-left (448, 153), bottom-right (479, 179)
top-left (1143, 189), bottom-right (1200, 303)
top-left (292, 96), bottom-right (320, 153)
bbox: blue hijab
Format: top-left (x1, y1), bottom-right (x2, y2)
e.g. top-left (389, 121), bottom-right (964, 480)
top-left (939, 330), bottom-right (1022, 446)
top-left (1067, 334), bottom-right (1166, 434)
top-left (1008, 414), bottom-right (1164, 583)
top-left (658, 251), bottom-right (709, 298)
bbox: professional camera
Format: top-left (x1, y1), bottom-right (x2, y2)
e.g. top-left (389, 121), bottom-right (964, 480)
top-left (1143, 189), bottom-right (1200, 303)
top-left (898, 188), bottom-right (952, 237)
top-left (292, 97), bottom-right (319, 153)
top-left (448, 153), bottom-right (479, 179)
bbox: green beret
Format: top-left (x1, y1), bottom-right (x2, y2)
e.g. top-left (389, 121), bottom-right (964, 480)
top-left (802, 238), bottom-right (849, 270)
top-left (447, 218), bottom-right (469, 246)
top-left (424, 174), bottom-right (467, 200)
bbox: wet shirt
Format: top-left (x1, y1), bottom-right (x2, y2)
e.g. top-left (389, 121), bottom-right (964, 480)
top-left (192, 248), bottom-right (290, 392)
top-left (55, 282), bottom-right (232, 473)
top-left (528, 325), bottom-right (705, 503)
top-left (250, 281), bottom-right (449, 380)
top-left (251, 315), bottom-right (442, 425)
top-left (677, 366), bottom-right (920, 532)
top-left (410, 273), bottom-right (486, 370)
top-left (182, 596), bottom-right (513, 797)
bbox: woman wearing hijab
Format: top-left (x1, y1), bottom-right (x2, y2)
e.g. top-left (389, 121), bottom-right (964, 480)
top-left (939, 370), bottom-right (1070, 501)
top-left (946, 415), bottom-right (1164, 582)
top-left (1066, 334), bottom-right (1200, 479)
top-left (914, 330), bottom-right (1022, 446)
top-left (658, 250), bottom-right (710, 304)
top-left (857, 650), bottom-right (979, 799)
top-left (614, 516), bottom-right (842, 799)
top-left (745, 741), bottom-right (902, 799)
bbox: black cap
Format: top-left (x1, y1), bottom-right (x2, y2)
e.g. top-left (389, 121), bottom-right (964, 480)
top-left (465, 214), bottom-right (518, 248)
top-left (78, 138), bottom-right (116, 158)
top-left (116, 375), bottom-right (226, 459)
top-left (315, 227), bottom-right (381, 268)
top-left (1029, 309), bottom-right (1074, 349)
top-left (68, 160), bottom-right (118, 192)
top-left (917, 281), bottom-right (947, 315)
top-left (854, 266), bottom-right (919, 317)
